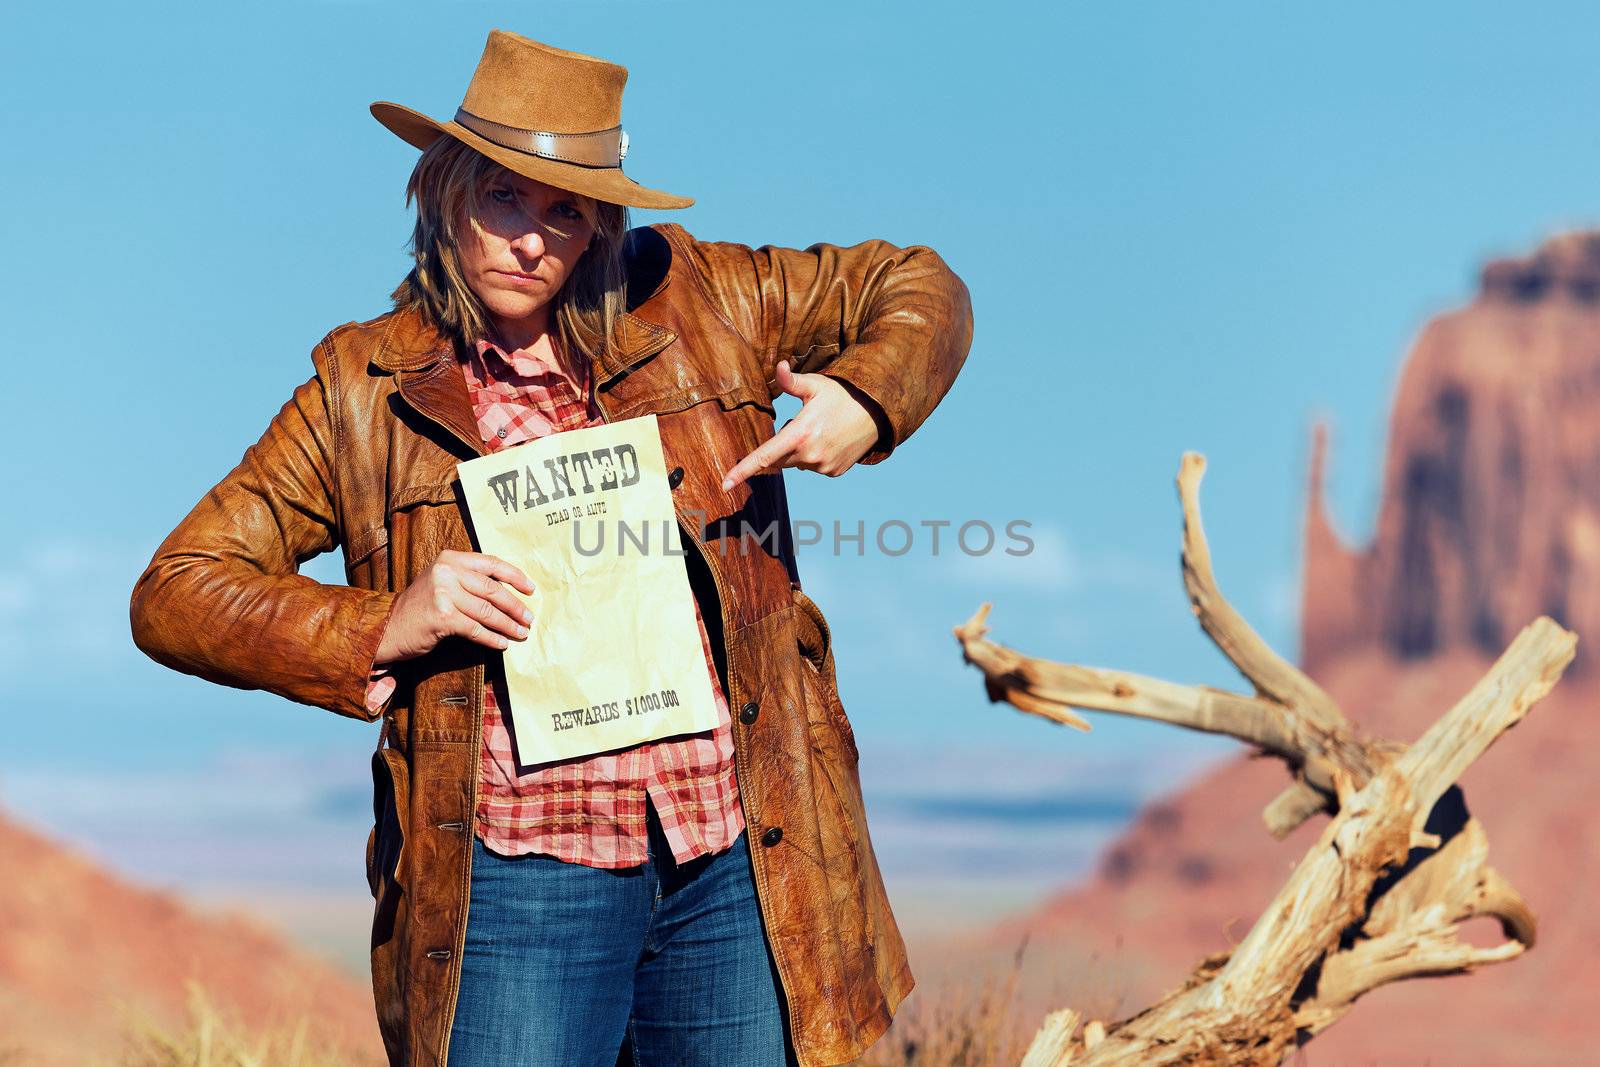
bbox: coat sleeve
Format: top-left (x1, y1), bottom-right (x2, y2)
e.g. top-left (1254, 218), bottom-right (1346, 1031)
top-left (675, 224), bottom-right (975, 465)
top-left (129, 334), bottom-right (398, 722)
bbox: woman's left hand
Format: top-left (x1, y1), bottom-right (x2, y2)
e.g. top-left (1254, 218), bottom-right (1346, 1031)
top-left (720, 360), bottom-right (886, 491)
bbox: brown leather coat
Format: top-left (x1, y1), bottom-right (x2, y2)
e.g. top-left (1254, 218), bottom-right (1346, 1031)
top-left (129, 221), bottom-right (974, 1066)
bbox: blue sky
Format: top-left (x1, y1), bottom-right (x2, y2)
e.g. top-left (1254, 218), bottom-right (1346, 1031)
top-left (5, 1), bottom-right (1600, 937)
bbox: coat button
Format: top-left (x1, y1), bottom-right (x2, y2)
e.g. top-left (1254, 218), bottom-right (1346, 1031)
top-left (668, 466), bottom-right (685, 489)
top-left (739, 701), bottom-right (759, 724)
top-left (761, 826), bottom-right (783, 847)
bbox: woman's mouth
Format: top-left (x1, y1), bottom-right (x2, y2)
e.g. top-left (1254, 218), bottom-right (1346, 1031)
top-left (494, 269), bottom-right (544, 287)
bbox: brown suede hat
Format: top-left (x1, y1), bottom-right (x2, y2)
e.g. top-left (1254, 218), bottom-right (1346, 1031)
top-left (371, 29), bottom-right (693, 210)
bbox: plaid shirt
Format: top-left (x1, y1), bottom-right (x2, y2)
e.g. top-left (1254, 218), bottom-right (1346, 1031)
top-left (365, 335), bottom-right (744, 869)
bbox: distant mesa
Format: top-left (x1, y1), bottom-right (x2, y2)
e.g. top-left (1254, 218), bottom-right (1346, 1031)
top-left (1479, 231), bottom-right (1600, 304)
top-left (0, 811), bottom-right (381, 1065)
top-left (1303, 230), bottom-right (1600, 677)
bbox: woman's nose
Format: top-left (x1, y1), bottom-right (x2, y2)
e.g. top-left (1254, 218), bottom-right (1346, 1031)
top-left (510, 227), bottom-right (546, 259)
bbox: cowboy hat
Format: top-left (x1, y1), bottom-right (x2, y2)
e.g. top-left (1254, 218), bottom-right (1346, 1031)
top-left (371, 29), bottom-right (693, 211)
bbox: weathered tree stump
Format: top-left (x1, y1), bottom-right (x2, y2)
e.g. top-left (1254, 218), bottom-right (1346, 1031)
top-left (954, 452), bottom-right (1569, 1066)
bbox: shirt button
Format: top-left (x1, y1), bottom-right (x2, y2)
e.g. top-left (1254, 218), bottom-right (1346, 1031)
top-left (761, 826), bottom-right (783, 848)
top-left (739, 701), bottom-right (759, 725)
top-left (668, 466), bottom-right (685, 489)
top-left (497, 428), bottom-right (508, 439)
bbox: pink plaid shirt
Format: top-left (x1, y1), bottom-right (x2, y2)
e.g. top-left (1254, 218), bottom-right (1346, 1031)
top-left (365, 334), bottom-right (744, 869)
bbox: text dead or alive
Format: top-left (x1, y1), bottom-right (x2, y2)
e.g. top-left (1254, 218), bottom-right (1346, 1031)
top-left (551, 688), bottom-right (683, 732)
top-left (487, 444), bottom-right (642, 518)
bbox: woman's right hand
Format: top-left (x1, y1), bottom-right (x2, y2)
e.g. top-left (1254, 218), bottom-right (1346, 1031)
top-left (372, 550), bottom-right (536, 666)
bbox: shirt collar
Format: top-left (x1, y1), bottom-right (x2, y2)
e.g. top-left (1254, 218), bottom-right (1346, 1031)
top-left (472, 335), bottom-right (590, 387)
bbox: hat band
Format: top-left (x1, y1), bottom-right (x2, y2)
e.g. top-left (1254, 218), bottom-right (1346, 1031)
top-left (453, 108), bottom-right (628, 169)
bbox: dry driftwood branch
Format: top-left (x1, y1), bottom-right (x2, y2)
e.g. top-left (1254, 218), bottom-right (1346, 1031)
top-left (952, 450), bottom-right (1574, 1066)
top-left (1175, 453), bottom-right (1346, 735)
top-left (956, 454), bottom-right (1391, 838)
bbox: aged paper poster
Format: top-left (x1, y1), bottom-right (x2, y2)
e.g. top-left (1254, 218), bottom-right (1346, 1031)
top-left (456, 414), bottom-right (719, 766)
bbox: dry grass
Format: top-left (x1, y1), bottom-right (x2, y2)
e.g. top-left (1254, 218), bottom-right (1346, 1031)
top-left (6, 957), bottom-right (1054, 1067)
top-left (106, 976), bottom-right (1034, 1067)
top-left (853, 940), bottom-right (1036, 1067)
top-left (114, 983), bottom-right (358, 1067)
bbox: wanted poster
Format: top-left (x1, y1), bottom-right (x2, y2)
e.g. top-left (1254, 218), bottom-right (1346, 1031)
top-left (455, 414), bottom-right (718, 766)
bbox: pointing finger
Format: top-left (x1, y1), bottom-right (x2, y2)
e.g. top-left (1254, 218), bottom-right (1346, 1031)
top-left (721, 421), bottom-right (803, 491)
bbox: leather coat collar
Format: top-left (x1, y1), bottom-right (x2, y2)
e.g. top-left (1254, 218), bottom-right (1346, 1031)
top-left (368, 286), bottom-right (677, 459)
top-left (368, 302), bottom-right (676, 380)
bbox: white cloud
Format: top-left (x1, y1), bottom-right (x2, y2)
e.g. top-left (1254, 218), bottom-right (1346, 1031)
top-left (0, 746), bottom-right (360, 827)
top-left (792, 525), bottom-right (1181, 680)
top-left (939, 520), bottom-right (1078, 591)
top-left (1261, 570), bottom-right (1303, 633)
top-left (0, 744), bottom-right (375, 893)
top-left (932, 521), bottom-right (1172, 598)
top-left (0, 538), bottom-right (162, 684)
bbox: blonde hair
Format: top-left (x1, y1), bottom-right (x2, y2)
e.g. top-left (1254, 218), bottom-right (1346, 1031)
top-left (389, 135), bottom-right (632, 364)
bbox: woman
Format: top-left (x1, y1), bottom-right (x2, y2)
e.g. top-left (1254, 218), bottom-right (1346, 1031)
top-left (129, 29), bottom-right (973, 1067)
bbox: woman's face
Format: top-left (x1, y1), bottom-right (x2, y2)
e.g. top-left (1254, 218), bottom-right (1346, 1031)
top-left (455, 170), bottom-right (597, 330)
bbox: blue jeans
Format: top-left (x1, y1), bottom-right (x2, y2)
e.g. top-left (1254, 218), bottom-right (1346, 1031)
top-left (447, 798), bottom-right (795, 1066)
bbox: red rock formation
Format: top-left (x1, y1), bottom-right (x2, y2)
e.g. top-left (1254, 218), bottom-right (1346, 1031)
top-left (1304, 232), bottom-right (1600, 676)
top-left (969, 232), bottom-right (1600, 1065)
top-left (0, 811), bottom-right (382, 1065)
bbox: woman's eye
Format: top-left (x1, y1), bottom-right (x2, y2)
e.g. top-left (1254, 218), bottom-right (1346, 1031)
top-left (488, 187), bottom-right (516, 204)
top-left (554, 202), bottom-right (583, 221)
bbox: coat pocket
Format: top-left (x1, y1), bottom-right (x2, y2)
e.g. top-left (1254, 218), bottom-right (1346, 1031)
top-left (368, 743), bottom-right (411, 904)
top-left (598, 331), bottom-right (775, 422)
top-left (793, 587), bottom-right (858, 764)
top-left (343, 523), bottom-right (390, 592)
